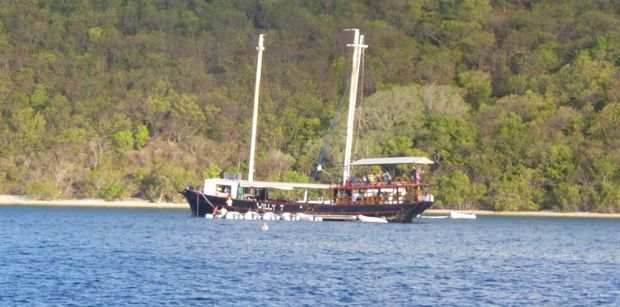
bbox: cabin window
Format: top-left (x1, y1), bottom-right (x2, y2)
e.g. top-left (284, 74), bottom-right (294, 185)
top-left (258, 188), bottom-right (268, 201)
top-left (216, 185), bottom-right (231, 195)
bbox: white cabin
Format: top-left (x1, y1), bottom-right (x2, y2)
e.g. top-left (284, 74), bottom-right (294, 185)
top-left (203, 178), bottom-right (240, 198)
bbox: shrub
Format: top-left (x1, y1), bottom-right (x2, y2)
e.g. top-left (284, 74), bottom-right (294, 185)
top-left (101, 180), bottom-right (124, 201)
top-left (25, 179), bottom-right (59, 200)
top-left (112, 130), bottom-right (134, 153)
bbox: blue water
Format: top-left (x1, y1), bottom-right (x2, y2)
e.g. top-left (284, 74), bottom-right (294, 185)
top-left (0, 206), bottom-right (619, 306)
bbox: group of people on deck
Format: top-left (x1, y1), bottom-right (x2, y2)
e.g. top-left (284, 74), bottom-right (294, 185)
top-left (350, 166), bottom-right (424, 186)
top-left (353, 172), bottom-right (393, 185)
top-left (342, 165), bottom-right (435, 203)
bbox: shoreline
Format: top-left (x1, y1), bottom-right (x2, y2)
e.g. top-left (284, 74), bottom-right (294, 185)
top-left (1, 195), bottom-right (618, 219)
top-left (425, 209), bottom-right (620, 219)
top-left (0, 194), bottom-right (186, 210)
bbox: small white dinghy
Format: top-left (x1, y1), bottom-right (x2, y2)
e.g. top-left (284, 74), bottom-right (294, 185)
top-left (295, 213), bottom-right (323, 222)
top-left (449, 211), bottom-right (477, 219)
top-left (357, 214), bottom-right (388, 223)
top-left (296, 213), bottom-right (315, 222)
top-left (418, 215), bottom-right (449, 219)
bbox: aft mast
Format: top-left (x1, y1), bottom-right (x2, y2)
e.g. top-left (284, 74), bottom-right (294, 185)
top-left (342, 29), bottom-right (367, 184)
top-left (248, 34), bottom-right (265, 183)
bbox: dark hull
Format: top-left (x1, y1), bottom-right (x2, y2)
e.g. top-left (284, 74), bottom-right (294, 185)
top-left (181, 188), bottom-right (432, 223)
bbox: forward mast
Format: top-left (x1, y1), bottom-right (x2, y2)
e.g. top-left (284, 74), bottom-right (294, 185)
top-left (248, 34), bottom-right (265, 182)
top-left (342, 29), bottom-right (367, 184)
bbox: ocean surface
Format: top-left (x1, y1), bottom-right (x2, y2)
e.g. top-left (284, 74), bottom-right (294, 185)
top-left (0, 206), bottom-right (619, 306)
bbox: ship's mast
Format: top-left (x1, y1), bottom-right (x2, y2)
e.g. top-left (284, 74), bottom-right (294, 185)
top-left (248, 34), bottom-right (265, 183)
top-left (342, 29), bottom-right (367, 184)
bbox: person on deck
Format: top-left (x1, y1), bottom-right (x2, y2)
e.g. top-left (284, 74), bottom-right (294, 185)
top-left (422, 191), bottom-right (434, 202)
top-left (410, 167), bottom-right (417, 182)
top-left (368, 173), bottom-right (376, 184)
top-left (382, 172), bottom-right (392, 184)
top-left (416, 167), bottom-right (424, 184)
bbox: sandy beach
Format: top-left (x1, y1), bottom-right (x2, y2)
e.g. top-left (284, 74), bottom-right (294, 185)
top-left (0, 194), bottom-right (186, 210)
top-left (1, 194), bottom-right (619, 219)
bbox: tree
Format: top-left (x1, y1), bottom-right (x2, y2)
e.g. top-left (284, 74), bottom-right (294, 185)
top-left (457, 70), bottom-right (492, 109)
top-left (435, 170), bottom-right (485, 210)
top-left (137, 160), bottom-right (197, 202)
top-left (8, 107), bottom-right (47, 154)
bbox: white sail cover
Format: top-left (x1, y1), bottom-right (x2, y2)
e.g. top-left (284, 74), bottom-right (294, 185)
top-left (351, 156), bottom-right (434, 166)
top-left (239, 180), bottom-right (330, 190)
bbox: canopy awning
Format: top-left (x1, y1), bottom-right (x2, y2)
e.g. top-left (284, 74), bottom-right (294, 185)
top-left (351, 156), bottom-right (434, 166)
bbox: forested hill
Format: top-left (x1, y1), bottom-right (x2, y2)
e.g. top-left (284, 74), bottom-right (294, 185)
top-left (0, 1), bottom-right (619, 212)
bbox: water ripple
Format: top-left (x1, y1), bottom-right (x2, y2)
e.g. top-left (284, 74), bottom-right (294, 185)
top-left (0, 206), bottom-right (618, 305)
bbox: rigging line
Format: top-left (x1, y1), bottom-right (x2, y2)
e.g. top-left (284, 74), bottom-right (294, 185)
top-left (200, 192), bottom-right (215, 209)
top-left (352, 46), bottom-right (366, 162)
top-left (312, 77), bottom-right (351, 181)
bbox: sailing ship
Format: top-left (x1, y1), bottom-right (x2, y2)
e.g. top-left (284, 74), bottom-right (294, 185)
top-left (181, 30), bottom-right (435, 222)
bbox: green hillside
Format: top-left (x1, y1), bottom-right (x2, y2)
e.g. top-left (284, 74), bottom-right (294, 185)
top-left (0, 0), bottom-right (618, 212)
